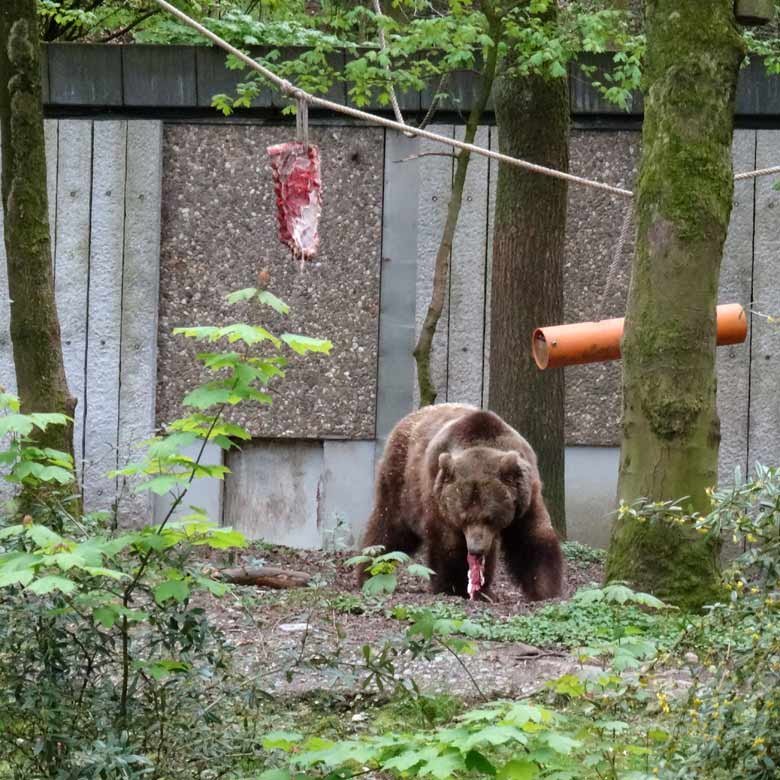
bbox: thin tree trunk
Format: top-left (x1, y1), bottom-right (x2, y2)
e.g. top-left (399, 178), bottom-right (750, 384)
top-left (606, 0), bottom-right (745, 609)
top-left (488, 65), bottom-right (569, 537)
top-left (413, 26), bottom-right (499, 407)
top-left (0, 1), bottom-right (77, 459)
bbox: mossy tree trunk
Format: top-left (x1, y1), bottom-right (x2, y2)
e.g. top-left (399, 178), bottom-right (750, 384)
top-left (606, 1), bottom-right (745, 609)
top-left (0, 0), bottom-right (77, 459)
top-left (488, 56), bottom-right (569, 537)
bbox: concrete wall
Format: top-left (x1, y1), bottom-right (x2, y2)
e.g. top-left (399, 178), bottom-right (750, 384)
top-left (0, 120), bottom-right (162, 523)
top-left (1, 59), bottom-right (778, 547)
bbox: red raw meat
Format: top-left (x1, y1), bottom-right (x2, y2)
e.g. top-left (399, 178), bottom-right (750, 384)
top-left (267, 141), bottom-right (322, 261)
top-left (467, 553), bottom-right (485, 600)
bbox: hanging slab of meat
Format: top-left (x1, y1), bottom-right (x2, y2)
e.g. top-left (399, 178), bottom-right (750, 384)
top-left (267, 141), bottom-right (322, 260)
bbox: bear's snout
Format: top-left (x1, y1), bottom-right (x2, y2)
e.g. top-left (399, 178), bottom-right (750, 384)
top-left (463, 525), bottom-right (495, 556)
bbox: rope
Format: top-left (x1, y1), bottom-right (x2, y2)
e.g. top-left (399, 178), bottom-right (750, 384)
top-left (734, 164), bottom-right (780, 181)
top-left (597, 201), bottom-right (633, 319)
top-left (152, 0), bottom-right (780, 198)
top-left (371, 0), bottom-right (415, 138)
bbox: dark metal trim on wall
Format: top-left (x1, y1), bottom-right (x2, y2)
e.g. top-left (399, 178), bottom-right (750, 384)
top-left (41, 44), bottom-right (780, 125)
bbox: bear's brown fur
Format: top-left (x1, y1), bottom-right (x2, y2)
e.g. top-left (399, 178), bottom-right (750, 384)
top-left (358, 404), bottom-right (563, 600)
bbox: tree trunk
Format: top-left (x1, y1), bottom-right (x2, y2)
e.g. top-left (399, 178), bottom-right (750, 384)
top-left (0, 1), bottom-right (77, 461)
top-left (606, 0), bottom-right (745, 609)
top-left (488, 66), bottom-right (569, 537)
top-left (216, 566), bottom-right (312, 589)
top-left (413, 26), bottom-right (499, 407)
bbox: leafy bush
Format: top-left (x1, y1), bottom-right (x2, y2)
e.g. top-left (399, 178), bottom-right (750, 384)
top-left (0, 289), bottom-right (331, 779)
top-left (660, 466), bottom-right (780, 780)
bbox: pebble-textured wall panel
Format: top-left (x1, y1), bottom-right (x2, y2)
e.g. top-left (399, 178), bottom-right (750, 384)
top-left (563, 130), bottom-right (640, 447)
top-left (157, 124), bottom-right (383, 439)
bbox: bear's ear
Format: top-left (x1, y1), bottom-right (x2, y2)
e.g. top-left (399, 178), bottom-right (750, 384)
top-left (438, 452), bottom-right (454, 482)
top-left (499, 451), bottom-right (525, 484)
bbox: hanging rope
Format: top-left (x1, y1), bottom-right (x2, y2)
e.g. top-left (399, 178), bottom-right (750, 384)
top-left (295, 95), bottom-right (309, 149)
top-left (370, 0), bottom-right (415, 138)
top-left (152, 0), bottom-right (780, 199)
top-left (597, 202), bottom-right (634, 320)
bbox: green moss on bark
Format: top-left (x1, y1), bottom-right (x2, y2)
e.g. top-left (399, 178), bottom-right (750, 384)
top-left (1, 2), bottom-right (77, 487)
top-left (607, 0), bottom-right (745, 609)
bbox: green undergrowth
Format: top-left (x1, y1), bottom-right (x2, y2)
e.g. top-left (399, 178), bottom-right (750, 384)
top-left (389, 598), bottom-right (686, 651)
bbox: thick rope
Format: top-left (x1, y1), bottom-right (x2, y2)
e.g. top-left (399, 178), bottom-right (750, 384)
top-left (371, 0), bottom-right (415, 138)
top-left (597, 202), bottom-right (633, 319)
top-left (152, 0), bottom-right (780, 198)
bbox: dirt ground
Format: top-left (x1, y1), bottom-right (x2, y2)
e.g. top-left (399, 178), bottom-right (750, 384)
top-left (199, 545), bottom-right (611, 701)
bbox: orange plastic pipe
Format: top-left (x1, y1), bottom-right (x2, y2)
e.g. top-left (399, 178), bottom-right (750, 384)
top-left (532, 303), bottom-right (747, 370)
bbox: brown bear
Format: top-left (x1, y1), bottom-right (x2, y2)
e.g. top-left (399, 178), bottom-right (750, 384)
top-left (358, 403), bottom-right (563, 601)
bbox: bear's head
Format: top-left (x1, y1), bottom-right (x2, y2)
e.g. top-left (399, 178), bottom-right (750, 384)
top-left (433, 447), bottom-right (534, 586)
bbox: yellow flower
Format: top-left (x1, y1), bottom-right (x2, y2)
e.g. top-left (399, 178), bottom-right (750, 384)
top-left (747, 533), bottom-right (758, 543)
top-left (737, 581), bottom-right (744, 590)
top-left (753, 736), bottom-right (766, 749)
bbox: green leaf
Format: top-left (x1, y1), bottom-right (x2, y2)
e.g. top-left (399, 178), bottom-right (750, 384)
top-left (465, 750), bottom-right (497, 775)
top-left (0, 524), bottom-right (25, 540)
top-left (280, 333), bottom-right (333, 355)
top-left (407, 563), bottom-right (434, 580)
top-left (258, 770), bottom-right (291, 780)
top-left (462, 725), bottom-right (527, 750)
top-left (362, 572), bottom-right (396, 597)
top-left (200, 528), bottom-right (246, 550)
top-left (544, 733), bottom-right (581, 754)
top-left (154, 579), bottom-right (190, 604)
top-left (497, 759), bottom-right (539, 780)
top-left (182, 385), bottom-right (235, 410)
top-left (225, 287), bottom-right (258, 304)
top-left (137, 475), bottom-right (185, 495)
top-left (257, 290), bottom-right (290, 314)
top-left (420, 751), bottom-right (465, 779)
top-left (26, 575), bottom-right (77, 595)
top-left (262, 730), bottom-right (304, 751)
top-left (27, 524), bottom-right (63, 548)
top-left (173, 325), bottom-right (221, 341)
top-left (93, 605), bottom-right (117, 628)
top-left (0, 567), bottom-right (35, 587)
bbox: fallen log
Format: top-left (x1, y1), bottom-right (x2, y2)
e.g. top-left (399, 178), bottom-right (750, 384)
top-left (216, 566), bottom-right (312, 589)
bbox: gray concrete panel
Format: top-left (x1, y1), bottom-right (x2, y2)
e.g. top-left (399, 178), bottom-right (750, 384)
top-left (122, 45), bottom-right (197, 107)
top-left (223, 440), bottom-right (324, 547)
top-left (717, 130), bottom-right (756, 484)
top-left (320, 440), bottom-right (376, 549)
top-left (83, 121), bottom-right (127, 513)
top-left (156, 124), bottom-right (383, 439)
top-left (415, 124), bottom-right (454, 406)
top-left (376, 130), bottom-right (419, 448)
top-left (47, 44), bottom-right (122, 107)
top-left (45, 120), bottom-right (58, 253)
top-left (117, 121), bottom-right (163, 526)
top-left (54, 120), bottom-right (93, 475)
top-left (153, 441), bottom-right (224, 526)
top-left (448, 125), bottom-right (488, 406)
top-left (565, 445), bottom-right (619, 550)
top-left (748, 130), bottom-right (780, 471)
top-left (482, 126), bottom-right (498, 408)
top-left (563, 130), bottom-right (640, 446)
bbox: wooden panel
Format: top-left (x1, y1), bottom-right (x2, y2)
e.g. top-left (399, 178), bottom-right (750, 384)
top-left (375, 129), bottom-right (419, 446)
top-left (117, 121), bottom-right (163, 526)
top-left (716, 130), bottom-right (755, 484)
top-left (54, 120), bottom-right (93, 476)
top-left (82, 121), bottom-right (127, 512)
top-left (415, 124), bottom-right (454, 405)
top-left (748, 130), bottom-right (780, 472)
top-left (223, 441), bottom-right (324, 548)
top-left (447, 126), bottom-right (489, 406)
top-left (483, 126), bottom-right (498, 408)
top-left (122, 46), bottom-right (197, 107)
top-left (47, 44), bottom-right (122, 107)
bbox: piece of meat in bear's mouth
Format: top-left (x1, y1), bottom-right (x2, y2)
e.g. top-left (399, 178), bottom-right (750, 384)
top-left (467, 553), bottom-right (485, 599)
